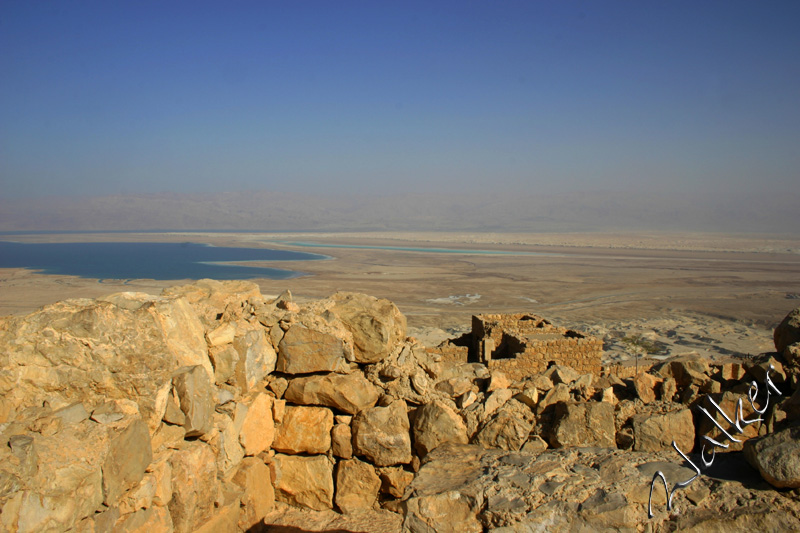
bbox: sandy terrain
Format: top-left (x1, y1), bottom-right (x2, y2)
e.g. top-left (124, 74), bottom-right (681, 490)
top-left (2, 231), bottom-right (799, 363)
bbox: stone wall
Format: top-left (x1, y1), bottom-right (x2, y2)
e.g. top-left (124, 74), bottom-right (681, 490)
top-left (473, 313), bottom-right (602, 380)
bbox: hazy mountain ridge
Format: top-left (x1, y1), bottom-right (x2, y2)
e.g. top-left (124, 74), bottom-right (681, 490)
top-left (1, 189), bottom-right (798, 234)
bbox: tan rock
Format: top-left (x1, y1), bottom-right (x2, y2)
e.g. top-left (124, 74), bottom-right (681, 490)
top-left (412, 400), bottom-right (469, 456)
top-left (232, 326), bottom-right (277, 392)
top-left (168, 441), bottom-right (219, 533)
top-left (549, 402), bottom-right (615, 449)
top-left (774, 307), bottom-right (800, 354)
top-left (484, 388), bottom-right (514, 418)
top-left (113, 506), bottom-right (174, 533)
top-left (206, 323), bottom-right (236, 347)
top-left (335, 458), bottom-right (381, 513)
top-left (329, 292), bottom-right (407, 364)
top-left (332, 424), bottom-right (353, 459)
top-left (660, 377), bottom-right (677, 402)
top-left (473, 402), bottom-right (534, 451)
top-left (536, 383), bottom-right (570, 414)
top-left (695, 390), bottom-right (760, 452)
top-left (277, 325), bottom-right (350, 374)
top-left (352, 400), bottom-right (412, 466)
top-left (379, 467), bottom-right (415, 498)
top-left (162, 279), bottom-right (263, 326)
top-left (102, 418), bottom-right (153, 506)
top-left (272, 405), bottom-right (333, 455)
top-left (721, 362), bottom-right (747, 381)
top-left (270, 454), bottom-right (334, 511)
top-left (284, 372), bottom-right (380, 415)
top-left (238, 393), bottom-right (275, 456)
top-left (486, 371), bottom-right (511, 392)
top-left (633, 408), bottom-right (694, 453)
top-left (208, 345), bottom-right (238, 385)
top-left (633, 373), bottom-right (660, 405)
top-left (0, 295), bottom-right (212, 433)
top-left (232, 457), bottom-right (275, 530)
top-left (172, 365), bottom-right (214, 438)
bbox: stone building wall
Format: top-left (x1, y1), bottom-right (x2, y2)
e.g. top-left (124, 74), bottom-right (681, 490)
top-left (473, 313), bottom-right (603, 380)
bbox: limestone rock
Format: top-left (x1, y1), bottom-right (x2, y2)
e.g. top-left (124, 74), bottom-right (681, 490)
top-left (483, 388), bottom-right (513, 418)
top-left (412, 400), bottom-right (469, 457)
top-left (113, 506), bottom-right (174, 533)
top-left (238, 392), bottom-right (275, 457)
top-left (744, 425), bottom-right (800, 488)
top-left (331, 424), bottom-right (353, 459)
top-left (379, 467), bottom-right (414, 498)
top-left (272, 405), bottom-right (333, 455)
top-left (352, 400), bottom-right (412, 466)
top-left (632, 408), bottom-right (694, 453)
top-left (0, 295), bottom-right (212, 433)
top-left (277, 325), bottom-right (350, 374)
top-left (172, 365), bottom-right (214, 438)
top-left (328, 292), bottom-right (407, 364)
top-left (549, 401), bottom-right (615, 449)
top-left (232, 325), bottom-right (276, 392)
top-left (102, 418), bottom-right (153, 506)
top-left (633, 373), bottom-right (660, 404)
top-left (536, 383), bottom-right (570, 414)
top-left (231, 457), bottom-right (275, 530)
top-left (473, 400), bottom-right (534, 451)
top-left (775, 307), bottom-right (800, 354)
top-left (168, 441), bottom-right (219, 533)
top-left (334, 458), bottom-right (381, 513)
top-left (162, 279), bottom-right (263, 326)
top-left (695, 391), bottom-right (761, 452)
top-left (284, 372), bottom-right (380, 415)
top-left (270, 454), bottom-right (334, 511)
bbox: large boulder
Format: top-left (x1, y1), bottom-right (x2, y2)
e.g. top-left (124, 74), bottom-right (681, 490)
top-left (270, 454), bottom-right (334, 511)
top-left (352, 400), bottom-right (412, 466)
top-left (327, 292), bottom-right (407, 364)
top-left (334, 458), bottom-right (381, 514)
top-left (0, 295), bottom-right (212, 433)
top-left (473, 400), bottom-right (534, 451)
top-left (632, 408), bottom-right (694, 453)
top-left (167, 441), bottom-right (219, 533)
top-left (744, 425), bottom-right (800, 488)
top-left (548, 402), bottom-right (615, 449)
top-left (412, 400), bottom-right (469, 456)
top-left (272, 405), bottom-right (333, 455)
top-left (775, 307), bottom-right (800, 354)
top-left (161, 279), bottom-right (263, 326)
top-left (284, 372), bottom-right (380, 415)
top-left (277, 325), bottom-right (351, 374)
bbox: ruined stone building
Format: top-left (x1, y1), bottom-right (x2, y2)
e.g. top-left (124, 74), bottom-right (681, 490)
top-left (473, 313), bottom-right (602, 380)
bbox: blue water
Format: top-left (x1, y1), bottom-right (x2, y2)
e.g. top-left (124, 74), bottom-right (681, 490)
top-left (0, 241), bottom-right (327, 280)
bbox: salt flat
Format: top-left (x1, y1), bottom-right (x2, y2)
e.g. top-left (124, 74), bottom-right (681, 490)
top-left (1, 231), bottom-right (798, 364)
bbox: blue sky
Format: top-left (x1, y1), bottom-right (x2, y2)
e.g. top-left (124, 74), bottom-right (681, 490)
top-left (1, 1), bottom-right (799, 200)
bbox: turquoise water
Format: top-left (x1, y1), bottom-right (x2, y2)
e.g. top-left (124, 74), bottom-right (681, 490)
top-left (279, 241), bottom-right (562, 256)
top-left (0, 241), bottom-right (326, 280)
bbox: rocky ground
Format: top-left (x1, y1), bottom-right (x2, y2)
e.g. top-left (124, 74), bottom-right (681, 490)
top-left (0, 282), bottom-right (798, 532)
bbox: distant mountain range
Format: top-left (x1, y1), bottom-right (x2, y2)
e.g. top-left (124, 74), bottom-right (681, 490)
top-left (1, 189), bottom-right (798, 234)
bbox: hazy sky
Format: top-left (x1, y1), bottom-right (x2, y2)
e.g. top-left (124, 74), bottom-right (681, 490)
top-left (2, 1), bottom-right (799, 200)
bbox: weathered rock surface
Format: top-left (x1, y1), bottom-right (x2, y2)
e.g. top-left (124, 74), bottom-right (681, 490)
top-left (277, 325), bottom-right (350, 374)
top-left (334, 457), bottom-right (381, 513)
top-left (272, 405), bottom-right (333, 455)
top-left (775, 307), bottom-right (800, 354)
top-left (352, 400), bottom-right (412, 466)
top-left (744, 425), bottom-right (800, 488)
top-left (548, 401), bottom-right (616, 449)
top-left (402, 443), bottom-right (800, 532)
top-left (328, 292), bottom-right (407, 364)
top-left (284, 372), bottom-right (380, 414)
top-left (411, 400), bottom-right (469, 456)
top-left (270, 454), bottom-right (335, 511)
top-left (633, 408), bottom-right (694, 452)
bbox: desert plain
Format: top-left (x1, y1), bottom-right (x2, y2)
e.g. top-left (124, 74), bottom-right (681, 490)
top-left (2, 231), bottom-right (799, 365)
